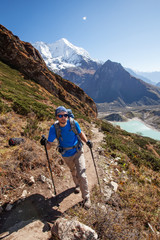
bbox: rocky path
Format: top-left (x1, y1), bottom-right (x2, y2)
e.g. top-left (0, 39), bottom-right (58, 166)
top-left (0, 125), bottom-right (105, 240)
top-left (58, 124), bottom-right (105, 212)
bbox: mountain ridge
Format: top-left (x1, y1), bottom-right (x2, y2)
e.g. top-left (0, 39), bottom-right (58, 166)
top-left (136, 70), bottom-right (160, 84)
top-left (33, 38), bottom-right (100, 72)
top-left (0, 24), bottom-right (97, 117)
top-left (33, 38), bottom-right (160, 107)
top-left (125, 68), bottom-right (155, 85)
top-left (82, 60), bottom-right (160, 106)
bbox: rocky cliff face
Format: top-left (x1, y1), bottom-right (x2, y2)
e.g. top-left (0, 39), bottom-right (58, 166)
top-left (56, 57), bottom-right (101, 86)
top-left (82, 60), bottom-right (160, 106)
top-left (0, 24), bottom-right (97, 117)
top-left (57, 64), bottom-right (100, 86)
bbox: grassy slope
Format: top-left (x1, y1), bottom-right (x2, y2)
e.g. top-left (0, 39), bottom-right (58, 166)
top-left (0, 61), bottom-right (160, 239)
top-left (67, 121), bottom-right (160, 239)
top-left (0, 60), bottom-right (66, 119)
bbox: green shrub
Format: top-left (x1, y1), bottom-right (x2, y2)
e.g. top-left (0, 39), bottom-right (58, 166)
top-left (133, 136), bottom-right (156, 148)
top-left (0, 61), bottom-right (56, 120)
top-left (12, 100), bottom-right (30, 115)
top-left (102, 120), bottom-right (160, 172)
top-left (23, 118), bottom-right (42, 140)
top-left (0, 100), bottom-right (5, 113)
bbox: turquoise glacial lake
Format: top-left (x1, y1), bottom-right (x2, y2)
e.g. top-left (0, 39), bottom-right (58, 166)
top-left (112, 119), bottom-right (160, 141)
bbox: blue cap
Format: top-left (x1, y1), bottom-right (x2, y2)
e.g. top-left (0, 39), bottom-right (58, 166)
top-left (55, 106), bottom-right (67, 116)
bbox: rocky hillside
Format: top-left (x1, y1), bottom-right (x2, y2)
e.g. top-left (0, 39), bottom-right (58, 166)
top-left (0, 108), bottom-right (160, 239)
top-left (0, 24), bottom-right (97, 117)
top-left (82, 60), bottom-right (160, 106)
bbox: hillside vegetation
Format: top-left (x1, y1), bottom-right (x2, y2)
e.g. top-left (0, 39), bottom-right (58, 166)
top-left (66, 121), bottom-right (160, 239)
top-left (0, 61), bottom-right (89, 121)
top-left (0, 62), bottom-right (160, 239)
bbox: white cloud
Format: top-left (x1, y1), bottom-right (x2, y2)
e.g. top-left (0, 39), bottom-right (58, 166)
top-left (82, 16), bottom-right (87, 20)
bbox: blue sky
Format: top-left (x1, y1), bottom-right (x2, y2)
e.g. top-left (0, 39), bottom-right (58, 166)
top-left (1, 0), bottom-right (160, 71)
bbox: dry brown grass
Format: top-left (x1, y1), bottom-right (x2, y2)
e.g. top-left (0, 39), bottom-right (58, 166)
top-left (117, 162), bottom-right (160, 238)
top-left (65, 147), bottom-right (160, 240)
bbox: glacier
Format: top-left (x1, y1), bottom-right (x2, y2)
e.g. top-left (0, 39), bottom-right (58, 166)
top-left (33, 38), bottom-right (99, 72)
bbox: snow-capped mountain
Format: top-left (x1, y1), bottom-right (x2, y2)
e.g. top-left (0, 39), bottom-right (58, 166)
top-left (33, 38), bottom-right (98, 72)
top-left (32, 38), bottom-right (160, 107)
top-left (33, 38), bottom-right (101, 86)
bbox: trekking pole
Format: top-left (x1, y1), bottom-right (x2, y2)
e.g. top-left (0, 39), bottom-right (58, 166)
top-left (90, 148), bottom-right (102, 193)
top-left (42, 136), bottom-right (59, 207)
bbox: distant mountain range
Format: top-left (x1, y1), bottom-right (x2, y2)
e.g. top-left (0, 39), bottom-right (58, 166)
top-left (125, 69), bottom-right (160, 88)
top-left (136, 71), bottom-right (160, 84)
top-left (128, 69), bottom-right (160, 87)
top-left (33, 39), bottom-right (160, 107)
top-left (82, 60), bottom-right (160, 106)
top-left (125, 68), bottom-right (155, 85)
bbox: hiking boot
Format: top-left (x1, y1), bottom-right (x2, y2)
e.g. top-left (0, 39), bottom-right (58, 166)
top-left (83, 197), bottom-right (91, 209)
top-left (74, 185), bottom-right (80, 194)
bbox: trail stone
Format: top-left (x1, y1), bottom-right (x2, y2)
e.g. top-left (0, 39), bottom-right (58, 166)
top-left (43, 222), bottom-right (51, 232)
top-left (29, 176), bottom-right (35, 184)
top-left (104, 186), bottom-right (113, 201)
top-left (21, 190), bottom-right (27, 198)
top-left (115, 157), bottom-right (121, 161)
top-left (51, 217), bottom-right (98, 240)
top-left (6, 203), bottom-right (13, 211)
top-left (110, 181), bottom-right (118, 192)
top-left (39, 174), bottom-right (46, 183)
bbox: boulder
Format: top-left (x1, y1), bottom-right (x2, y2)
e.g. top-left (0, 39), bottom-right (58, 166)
top-left (51, 217), bottom-right (98, 240)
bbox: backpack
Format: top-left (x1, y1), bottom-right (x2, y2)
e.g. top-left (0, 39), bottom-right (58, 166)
top-left (54, 109), bottom-right (83, 154)
top-left (9, 138), bottom-right (24, 146)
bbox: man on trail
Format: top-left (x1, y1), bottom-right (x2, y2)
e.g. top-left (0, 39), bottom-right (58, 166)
top-left (41, 106), bottom-right (93, 209)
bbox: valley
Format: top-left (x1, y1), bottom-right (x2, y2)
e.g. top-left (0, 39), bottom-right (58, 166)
top-left (97, 104), bottom-right (160, 131)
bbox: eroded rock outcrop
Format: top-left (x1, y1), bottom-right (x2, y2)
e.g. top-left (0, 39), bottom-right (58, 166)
top-left (0, 24), bottom-right (97, 117)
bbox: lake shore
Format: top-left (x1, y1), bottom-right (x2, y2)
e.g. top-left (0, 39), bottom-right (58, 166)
top-left (110, 118), bottom-right (160, 141)
top-left (98, 108), bottom-right (160, 131)
top-left (115, 117), bottom-right (158, 131)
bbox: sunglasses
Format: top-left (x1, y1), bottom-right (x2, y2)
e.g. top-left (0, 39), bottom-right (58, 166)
top-left (57, 114), bottom-right (68, 118)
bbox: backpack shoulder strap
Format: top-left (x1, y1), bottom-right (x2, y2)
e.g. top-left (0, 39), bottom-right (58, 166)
top-left (54, 120), bottom-right (62, 142)
top-left (69, 117), bottom-right (78, 135)
top-left (69, 118), bottom-right (83, 145)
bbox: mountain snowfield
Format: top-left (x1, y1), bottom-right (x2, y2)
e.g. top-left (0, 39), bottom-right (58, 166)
top-left (33, 38), bottom-right (98, 72)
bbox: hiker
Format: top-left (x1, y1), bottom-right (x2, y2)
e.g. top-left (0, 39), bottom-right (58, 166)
top-left (41, 106), bottom-right (93, 209)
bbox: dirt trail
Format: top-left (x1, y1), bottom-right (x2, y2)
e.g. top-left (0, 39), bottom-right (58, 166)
top-left (0, 124), bottom-right (105, 240)
top-left (58, 124), bottom-right (104, 212)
